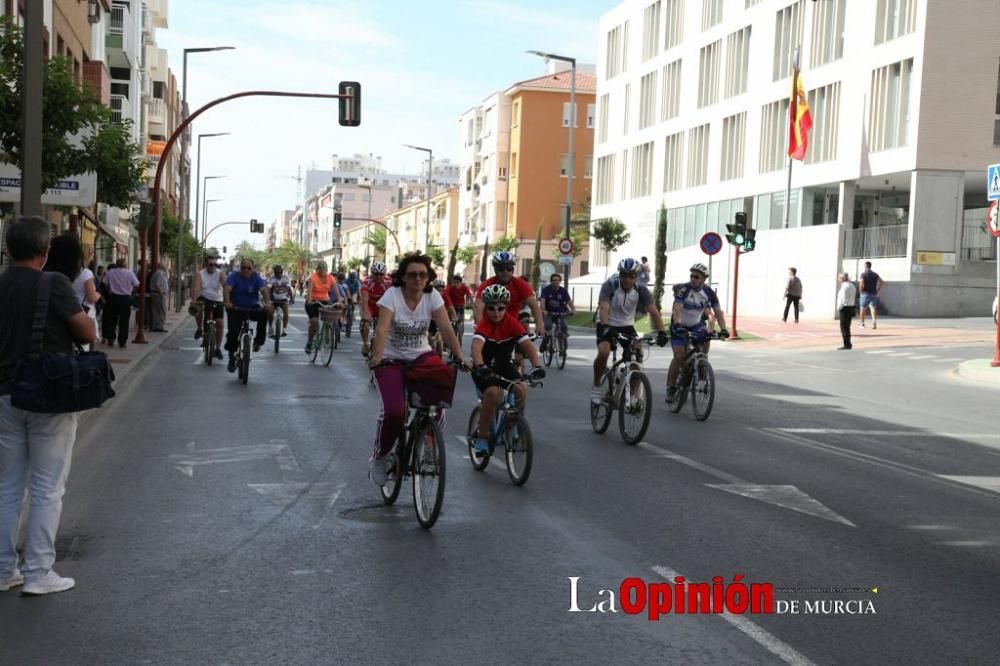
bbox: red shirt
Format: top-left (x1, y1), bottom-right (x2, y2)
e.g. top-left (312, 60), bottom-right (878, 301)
top-left (435, 288), bottom-right (453, 309)
top-left (473, 313), bottom-right (529, 367)
top-left (476, 276), bottom-right (534, 315)
top-left (361, 275), bottom-right (392, 316)
top-left (444, 284), bottom-right (473, 309)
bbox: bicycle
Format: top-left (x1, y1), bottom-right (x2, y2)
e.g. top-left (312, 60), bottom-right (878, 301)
top-left (542, 314), bottom-right (569, 370)
top-left (466, 371), bottom-right (543, 486)
top-left (668, 330), bottom-right (721, 422)
top-left (196, 301), bottom-right (220, 367)
top-left (590, 332), bottom-right (656, 445)
top-left (344, 299), bottom-right (355, 338)
top-left (311, 304), bottom-right (342, 367)
top-left (270, 302), bottom-right (287, 353)
top-left (231, 308), bottom-right (257, 386)
top-left (452, 308), bottom-right (466, 346)
top-left (376, 359), bottom-right (462, 529)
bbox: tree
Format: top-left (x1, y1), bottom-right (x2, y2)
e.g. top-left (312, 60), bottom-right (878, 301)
top-left (271, 240), bottom-right (315, 281)
top-left (0, 19), bottom-right (146, 207)
top-left (479, 241), bottom-right (490, 283)
top-left (530, 222), bottom-right (544, 292)
top-left (590, 218), bottom-right (631, 276)
top-left (446, 240), bottom-right (459, 281)
top-left (550, 224), bottom-right (589, 260)
top-left (492, 234), bottom-right (519, 254)
top-left (457, 245), bottom-right (479, 265)
top-left (234, 241), bottom-right (265, 268)
top-left (347, 256), bottom-right (364, 271)
top-left (365, 226), bottom-right (387, 260)
top-left (427, 246), bottom-right (445, 269)
top-left (160, 208), bottom-right (202, 271)
top-left (653, 203), bottom-right (668, 310)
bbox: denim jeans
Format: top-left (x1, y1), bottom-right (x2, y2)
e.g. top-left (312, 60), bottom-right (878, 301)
top-left (0, 396), bottom-right (78, 582)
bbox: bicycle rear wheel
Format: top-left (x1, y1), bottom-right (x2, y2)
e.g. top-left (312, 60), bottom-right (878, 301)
top-left (467, 405), bottom-right (489, 471)
top-left (345, 306), bottom-right (353, 338)
top-left (240, 335), bottom-right (251, 385)
top-left (310, 328), bottom-right (321, 363)
top-left (590, 371), bottom-right (614, 434)
top-left (542, 338), bottom-right (553, 366)
top-left (690, 358), bottom-right (716, 422)
top-left (273, 313), bottom-right (282, 353)
top-left (503, 414), bottom-right (533, 486)
top-left (412, 418), bottom-right (446, 529)
top-left (618, 371), bottom-right (652, 445)
top-left (333, 320), bottom-right (341, 349)
top-left (669, 367), bottom-right (688, 413)
top-left (380, 436), bottom-right (405, 505)
top-left (557, 334), bottom-right (567, 370)
top-left (323, 325), bottom-right (335, 367)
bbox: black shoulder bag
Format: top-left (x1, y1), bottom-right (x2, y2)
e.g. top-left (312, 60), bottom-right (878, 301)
top-left (11, 272), bottom-right (116, 413)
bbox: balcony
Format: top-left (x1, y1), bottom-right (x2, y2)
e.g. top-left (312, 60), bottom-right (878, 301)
top-left (106, 3), bottom-right (132, 68)
top-left (110, 94), bottom-right (129, 124)
top-left (147, 97), bottom-right (166, 133)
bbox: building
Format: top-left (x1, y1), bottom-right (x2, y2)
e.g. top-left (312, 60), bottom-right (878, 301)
top-left (591, 0), bottom-right (1000, 317)
top-left (383, 188), bottom-right (460, 269)
top-left (458, 91), bottom-right (512, 252)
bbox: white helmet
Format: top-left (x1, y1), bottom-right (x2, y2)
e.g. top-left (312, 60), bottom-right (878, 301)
top-left (690, 263), bottom-right (709, 278)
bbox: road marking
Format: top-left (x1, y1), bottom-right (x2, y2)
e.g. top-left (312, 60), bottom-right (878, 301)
top-left (775, 428), bottom-right (1000, 440)
top-left (933, 357), bottom-right (964, 363)
top-left (906, 355), bottom-right (937, 360)
top-left (755, 395), bottom-right (844, 405)
top-left (452, 436), bottom-right (506, 471)
top-left (249, 482), bottom-right (345, 528)
top-left (650, 565), bottom-right (816, 666)
top-left (169, 441), bottom-right (302, 477)
top-left (784, 362), bottom-right (854, 373)
top-left (638, 442), bottom-right (854, 526)
top-left (937, 475), bottom-right (1000, 493)
top-left (865, 350), bottom-right (894, 355)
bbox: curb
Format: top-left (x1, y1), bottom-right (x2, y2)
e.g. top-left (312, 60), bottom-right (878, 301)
top-left (956, 358), bottom-right (1000, 386)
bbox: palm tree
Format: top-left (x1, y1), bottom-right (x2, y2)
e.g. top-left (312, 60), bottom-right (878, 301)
top-left (365, 227), bottom-right (387, 261)
top-left (271, 240), bottom-right (316, 282)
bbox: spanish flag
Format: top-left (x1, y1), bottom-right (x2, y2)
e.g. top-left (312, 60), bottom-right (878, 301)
top-left (787, 65), bottom-right (812, 161)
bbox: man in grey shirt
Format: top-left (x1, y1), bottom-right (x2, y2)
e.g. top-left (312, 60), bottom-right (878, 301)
top-left (150, 262), bottom-right (169, 331)
top-left (783, 267), bottom-right (803, 323)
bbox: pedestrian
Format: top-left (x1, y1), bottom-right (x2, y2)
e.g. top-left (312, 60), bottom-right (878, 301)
top-left (783, 267), bottom-right (803, 323)
top-left (836, 272), bottom-right (858, 350)
top-left (94, 265), bottom-right (107, 320)
top-left (149, 262), bottom-right (169, 331)
top-left (104, 258), bottom-right (139, 348)
top-left (44, 234), bottom-right (101, 352)
top-left (857, 261), bottom-right (883, 329)
top-left (637, 256), bottom-right (651, 287)
top-left (0, 216), bottom-right (97, 595)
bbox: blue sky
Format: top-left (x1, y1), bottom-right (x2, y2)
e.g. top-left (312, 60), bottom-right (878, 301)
top-left (158, 0), bottom-right (611, 255)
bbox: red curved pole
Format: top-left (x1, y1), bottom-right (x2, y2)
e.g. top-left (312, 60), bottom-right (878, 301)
top-left (134, 89), bottom-right (350, 343)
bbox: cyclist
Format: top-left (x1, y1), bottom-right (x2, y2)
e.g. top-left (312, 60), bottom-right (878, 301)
top-left (332, 272), bottom-right (352, 333)
top-left (444, 274), bottom-right (474, 329)
top-left (345, 270), bottom-right (362, 302)
top-left (666, 263), bottom-right (729, 404)
top-left (539, 272), bottom-right (574, 352)
top-left (266, 264), bottom-right (292, 337)
top-left (474, 251), bottom-right (544, 334)
top-left (367, 253), bottom-right (469, 486)
top-left (304, 261), bottom-right (340, 355)
top-left (470, 285), bottom-right (545, 455)
top-left (592, 257), bottom-right (669, 405)
top-left (360, 261), bottom-right (392, 356)
top-left (191, 255), bottom-right (225, 360)
top-left (223, 258), bottom-right (272, 372)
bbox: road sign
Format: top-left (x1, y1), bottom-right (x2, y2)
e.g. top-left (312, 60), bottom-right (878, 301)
top-left (558, 237), bottom-right (574, 255)
top-left (989, 164), bottom-right (1000, 201)
top-left (558, 254), bottom-right (573, 266)
top-left (989, 200), bottom-right (1000, 237)
top-left (700, 232), bottom-right (723, 256)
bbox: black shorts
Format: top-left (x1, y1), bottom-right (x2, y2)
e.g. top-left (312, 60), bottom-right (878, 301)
top-left (305, 300), bottom-right (331, 319)
top-left (596, 325), bottom-right (638, 349)
top-left (197, 297), bottom-right (225, 319)
top-left (473, 361), bottom-right (520, 392)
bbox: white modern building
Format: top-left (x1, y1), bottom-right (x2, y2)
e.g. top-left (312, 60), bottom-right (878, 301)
top-left (457, 91), bottom-right (512, 249)
top-left (591, 0), bottom-right (1000, 318)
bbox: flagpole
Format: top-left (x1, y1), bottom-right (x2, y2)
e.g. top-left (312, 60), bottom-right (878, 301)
top-left (784, 46), bottom-right (800, 230)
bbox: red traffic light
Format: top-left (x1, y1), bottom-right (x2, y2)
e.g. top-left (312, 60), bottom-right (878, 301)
top-left (339, 81), bottom-right (361, 127)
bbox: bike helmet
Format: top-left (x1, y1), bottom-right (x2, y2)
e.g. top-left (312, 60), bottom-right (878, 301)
top-left (689, 262), bottom-right (709, 277)
top-left (491, 251), bottom-right (515, 266)
top-left (273, 264), bottom-right (283, 272)
top-left (617, 257), bottom-right (640, 276)
top-left (481, 284), bottom-right (511, 303)
top-left (431, 279), bottom-right (446, 288)
top-left (370, 261), bottom-right (387, 275)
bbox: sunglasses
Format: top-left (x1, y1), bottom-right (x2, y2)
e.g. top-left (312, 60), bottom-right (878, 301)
top-left (207, 263), bottom-right (217, 267)
top-left (241, 266), bottom-right (253, 270)
top-left (486, 305), bottom-right (507, 312)
top-left (405, 271), bottom-right (429, 279)
top-left (620, 272), bottom-right (637, 279)
top-left (495, 264), bottom-right (515, 272)
top-left (690, 274), bottom-right (704, 279)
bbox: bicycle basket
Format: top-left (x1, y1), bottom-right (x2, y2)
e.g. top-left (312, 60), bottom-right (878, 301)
top-left (318, 305), bottom-right (341, 323)
top-left (405, 360), bottom-right (458, 409)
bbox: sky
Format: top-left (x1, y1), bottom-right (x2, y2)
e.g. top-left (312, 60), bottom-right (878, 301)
top-left (158, 0), bottom-right (611, 257)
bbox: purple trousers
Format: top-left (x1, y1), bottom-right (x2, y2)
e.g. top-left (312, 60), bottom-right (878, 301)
top-left (371, 353), bottom-right (446, 458)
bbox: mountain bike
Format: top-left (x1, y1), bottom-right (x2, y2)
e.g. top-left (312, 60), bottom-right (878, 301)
top-left (270, 302), bottom-right (286, 353)
top-left (197, 301), bottom-right (221, 367)
top-left (542, 314), bottom-right (569, 370)
top-left (311, 304), bottom-right (342, 367)
top-left (466, 370), bottom-right (543, 486)
top-left (231, 309), bottom-right (257, 386)
top-left (376, 359), bottom-right (462, 529)
top-left (668, 330), bottom-right (721, 421)
top-left (590, 332), bottom-right (656, 445)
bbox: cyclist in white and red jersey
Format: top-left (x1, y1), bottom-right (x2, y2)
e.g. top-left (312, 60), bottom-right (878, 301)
top-left (360, 261), bottom-right (392, 356)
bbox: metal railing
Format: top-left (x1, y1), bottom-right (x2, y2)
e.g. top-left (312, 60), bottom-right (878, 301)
top-left (110, 94), bottom-right (127, 123)
top-left (147, 97), bottom-right (166, 123)
top-left (961, 207), bottom-right (996, 261)
top-left (844, 224), bottom-right (908, 258)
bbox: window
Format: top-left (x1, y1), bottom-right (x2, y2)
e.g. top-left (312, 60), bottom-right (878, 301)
top-left (595, 154), bottom-right (617, 205)
top-left (663, 131), bottom-right (684, 191)
top-left (642, 1), bottom-right (661, 61)
top-left (598, 94), bottom-right (610, 143)
top-left (759, 97), bottom-right (790, 173)
top-left (498, 166), bottom-right (507, 181)
top-left (587, 103), bottom-right (596, 128)
top-left (620, 149), bottom-right (629, 200)
top-left (664, 0), bottom-right (684, 50)
top-left (875, 0), bottom-right (917, 45)
top-left (720, 112), bottom-right (746, 181)
top-left (725, 26), bottom-right (751, 98)
top-left (512, 101), bottom-right (521, 126)
top-left (868, 59), bottom-right (913, 151)
top-left (623, 83), bottom-right (631, 135)
top-left (605, 23), bottom-right (628, 79)
top-left (585, 155), bottom-right (593, 179)
top-left (810, 0), bottom-right (845, 67)
top-left (639, 70), bottom-right (658, 129)
top-left (701, 0), bottom-right (723, 31)
top-left (773, 0), bottom-right (804, 81)
top-left (562, 102), bottom-right (578, 127)
top-left (510, 152), bottom-right (518, 178)
top-left (630, 142), bottom-right (654, 198)
top-left (806, 82), bottom-right (841, 163)
top-left (687, 124), bottom-right (710, 187)
top-left (746, 0), bottom-right (764, 6)
top-left (698, 39), bottom-right (721, 108)
top-left (660, 59), bottom-right (682, 121)
top-left (560, 154), bottom-right (570, 177)
top-left (482, 155), bottom-right (490, 184)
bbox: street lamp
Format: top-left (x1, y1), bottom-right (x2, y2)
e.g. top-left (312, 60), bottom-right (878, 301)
top-left (200, 175), bottom-right (225, 241)
top-left (404, 144), bottom-right (433, 251)
top-left (193, 132), bottom-right (229, 243)
top-left (528, 49), bottom-right (576, 283)
top-left (359, 182), bottom-right (373, 262)
top-left (202, 198), bottom-right (222, 247)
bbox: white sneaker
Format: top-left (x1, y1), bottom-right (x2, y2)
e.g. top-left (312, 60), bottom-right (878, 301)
top-left (368, 456), bottom-right (388, 486)
top-left (590, 386), bottom-right (604, 405)
top-left (0, 568), bottom-right (23, 592)
top-left (22, 570), bottom-right (75, 596)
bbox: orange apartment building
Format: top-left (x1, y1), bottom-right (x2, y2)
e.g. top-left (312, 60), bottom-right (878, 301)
top-left (505, 69), bottom-right (595, 278)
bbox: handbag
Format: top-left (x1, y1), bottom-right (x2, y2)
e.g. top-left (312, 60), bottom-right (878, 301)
top-left (11, 272), bottom-right (116, 414)
top-left (798, 300), bottom-right (805, 313)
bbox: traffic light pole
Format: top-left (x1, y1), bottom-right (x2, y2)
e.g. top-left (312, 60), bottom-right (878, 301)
top-left (730, 247), bottom-right (741, 340)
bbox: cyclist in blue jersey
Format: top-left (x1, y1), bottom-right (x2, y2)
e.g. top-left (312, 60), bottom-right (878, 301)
top-left (345, 270), bottom-right (362, 302)
top-left (666, 263), bottom-right (729, 404)
top-left (539, 273), bottom-right (574, 352)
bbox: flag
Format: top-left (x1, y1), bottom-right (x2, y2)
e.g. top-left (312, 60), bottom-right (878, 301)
top-left (787, 65), bottom-right (813, 161)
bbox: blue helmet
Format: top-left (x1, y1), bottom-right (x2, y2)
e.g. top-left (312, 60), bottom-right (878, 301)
top-left (617, 257), bottom-right (640, 276)
top-left (491, 251), bottom-right (515, 266)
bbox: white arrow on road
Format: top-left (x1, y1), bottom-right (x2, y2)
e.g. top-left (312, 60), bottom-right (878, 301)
top-left (170, 441), bottom-right (303, 478)
top-left (248, 482), bottom-right (346, 529)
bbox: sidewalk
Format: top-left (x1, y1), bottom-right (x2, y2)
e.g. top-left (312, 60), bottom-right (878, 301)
top-left (97, 305), bottom-right (191, 391)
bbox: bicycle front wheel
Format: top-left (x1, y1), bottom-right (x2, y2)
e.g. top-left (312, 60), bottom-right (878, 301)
top-left (690, 358), bottom-right (716, 422)
top-left (618, 371), bottom-right (652, 445)
top-left (323, 325), bottom-right (335, 367)
top-left (273, 314), bottom-right (282, 353)
top-left (380, 438), bottom-right (405, 505)
top-left (240, 335), bottom-right (251, 385)
top-left (556, 334), bottom-right (567, 370)
top-left (345, 307), bottom-right (353, 338)
top-left (590, 371), bottom-right (614, 434)
top-left (204, 324), bottom-right (214, 366)
top-left (543, 338), bottom-right (553, 366)
top-left (310, 329), bottom-right (321, 363)
top-left (503, 414), bottom-right (533, 486)
top-left (412, 418), bottom-right (446, 529)
top-left (467, 405), bottom-right (489, 471)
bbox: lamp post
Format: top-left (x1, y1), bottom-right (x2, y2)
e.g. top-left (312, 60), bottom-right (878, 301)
top-left (179, 46), bottom-right (234, 311)
top-left (528, 50), bottom-right (576, 283)
top-left (200, 176), bottom-right (224, 241)
top-left (202, 199), bottom-right (222, 247)
top-left (404, 144), bottom-right (433, 252)
top-left (359, 182), bottom-right (372, 262)
top-left (193, 132), bottom-right (229, 244)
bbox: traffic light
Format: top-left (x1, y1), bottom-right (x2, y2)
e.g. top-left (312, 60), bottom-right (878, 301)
top-left (250, 218), bottom-right (264, 233)
top-left (726, 212), bottom-right (747, 247)
top-left (333, 212), bottom-right (342, 229)
top-left (743, 228), bottom-right (757, 252)
top-left (338, 81), bottom-right (361, 127)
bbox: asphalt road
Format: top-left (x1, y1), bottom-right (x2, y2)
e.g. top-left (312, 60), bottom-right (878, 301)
top-left (1, 312), bottom-right (998, 664)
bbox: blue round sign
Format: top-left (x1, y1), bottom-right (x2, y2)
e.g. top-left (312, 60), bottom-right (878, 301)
top-left (700, 232), bottom-right (723, 256)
